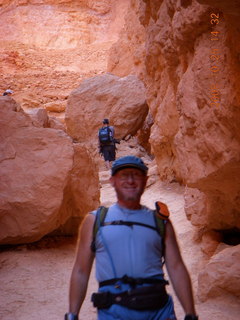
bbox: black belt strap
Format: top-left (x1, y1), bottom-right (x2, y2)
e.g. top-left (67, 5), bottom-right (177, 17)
top-left (99, 274), bottom-right (168, 288)
top-left (92, 283), bottom-right (169, 310)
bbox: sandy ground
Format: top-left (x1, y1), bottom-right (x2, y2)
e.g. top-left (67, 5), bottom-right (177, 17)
top-left (0, 163), bottom-right (239, 320)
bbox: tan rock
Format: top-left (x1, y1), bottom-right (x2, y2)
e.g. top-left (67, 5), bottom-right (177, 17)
top-left (198, 245), bottom-right (240, 301)
top-left (184, 187), bottom-right (208, 227)
top-left (0, 96), bottom-right (21, 111)
top-left (66, 73), bottom-right (148, 144)
top-left (200, 230), bottom-right (222, 256)
top-left (87, 0), bottom-right (111, 14)
top-left (44, 101), bottom-right (66, 113)
top-left (25, 108), bottom-right (49, 128)
top-left (55, 143), bottom-right (100, 235)
top-left (0, 98), bottom-right (99, 244)
top-left (107, 0), bottom-right (146, 78)
top-left (137, 112), bottom-right (153, 155)
top-left (48, 116), bottom-right (66, 131)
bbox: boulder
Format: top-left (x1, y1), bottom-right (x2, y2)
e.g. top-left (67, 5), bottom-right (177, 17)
top-left (44, 101), bottom-right (66, 113)
top-left (198, 245), bottom-right (240, 301)
top-left (48, 116), bottom-right (66, 131)
top-left (65, 73), bottom-right (148, 145)
top-left (25, 108), bottom-right (49, 128)
top-left (200, 230), bottom-right (222, 257)
top-left (54, 142), bottom-right (100, 235)
top-left (0, 97), bottom-right (99, 244)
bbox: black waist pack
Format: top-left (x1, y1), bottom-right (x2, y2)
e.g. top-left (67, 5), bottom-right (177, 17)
top-left (91, 283), bottom-right (169, 310)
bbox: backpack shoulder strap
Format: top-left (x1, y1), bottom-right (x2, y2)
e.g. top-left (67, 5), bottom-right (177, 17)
top-left (155, 201), bottom-right (170, 220)
top-left (91, 206), bottom-right (108, 252)
top-left (153, 210), bottom-right (166, 238)
top-left (153, 201), bottom-right (170, 237)
top-left (153, 201), bottom-right (170, 263)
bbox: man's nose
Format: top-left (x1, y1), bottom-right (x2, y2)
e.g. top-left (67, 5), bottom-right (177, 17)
top-left (126, 173), bottom-right (135, 182)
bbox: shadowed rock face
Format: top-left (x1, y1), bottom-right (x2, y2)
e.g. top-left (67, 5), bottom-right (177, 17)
top-left (0, 97), bottom-right (99, 244)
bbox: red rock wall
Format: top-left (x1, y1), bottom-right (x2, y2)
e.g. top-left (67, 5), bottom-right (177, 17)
top-left (108, 0), bottom-right (240, 232)
top-left (0, 0), bottom-right (130, 111)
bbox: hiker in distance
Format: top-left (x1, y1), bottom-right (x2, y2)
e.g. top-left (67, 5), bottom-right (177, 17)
top-left (98, 118), bottom-right (116, 170)
top-left (65, 156), bottom-right (198, 320)
top-left (2, 89), bottom-right (13, 96)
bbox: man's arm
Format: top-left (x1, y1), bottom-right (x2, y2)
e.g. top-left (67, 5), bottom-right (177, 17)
top-left (164, 220), bottom-right (197, 316)
top-left (68, 214), bottom-right (95, 316)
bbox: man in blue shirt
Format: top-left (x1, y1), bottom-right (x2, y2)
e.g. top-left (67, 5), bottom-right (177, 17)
top-left (65, 156), bottom-right (198, 320)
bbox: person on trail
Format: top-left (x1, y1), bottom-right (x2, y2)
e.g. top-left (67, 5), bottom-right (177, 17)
top-left (98, 118), bottom-right (116, 170)
top-left (2, 89), bottom-right (13, 96)
top-left (65, 156), bottom-right (198, 320)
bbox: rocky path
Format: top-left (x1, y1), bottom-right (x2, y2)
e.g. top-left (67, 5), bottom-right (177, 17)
top-left (0, 165), bottom-right (239, 320)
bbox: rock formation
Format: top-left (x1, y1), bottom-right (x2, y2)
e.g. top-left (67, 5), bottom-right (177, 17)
top-left (65, 73), bottom-right (148, 144)
top-left (0, 0), bottom-right (130, 115)
top-left (198, 244), bottom-right (240, 301)
top-left (106, 0), bottom-right (240, 302)
top-left (0, 97), bottom-right (99, 244)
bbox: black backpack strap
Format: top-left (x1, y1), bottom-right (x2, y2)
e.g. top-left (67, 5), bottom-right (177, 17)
top-left (104, 220), bottom-right (158, 232)
top-left (91, 206), bottom-right (108, 252)
top-left (153, 211), bottom-right (166, 264)
top-left (153, 210), bottom-right (166, 238)
top-left (153, 201), bottom-right (170, 264)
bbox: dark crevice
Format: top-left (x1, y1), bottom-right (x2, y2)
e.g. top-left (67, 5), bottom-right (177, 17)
top-left (180, 0), bottom-right (193, 8)
top-left (215, 228), bottom-right (240, 246)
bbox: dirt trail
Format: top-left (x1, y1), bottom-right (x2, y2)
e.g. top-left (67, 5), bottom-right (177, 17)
top-left (0, 163), bottom-right (239, 320)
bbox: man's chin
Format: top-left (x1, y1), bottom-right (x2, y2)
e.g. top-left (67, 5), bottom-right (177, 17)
top-left (122, 192), bottom-right (141, 202)
top-left (116, 189), bottom-right (143, 203)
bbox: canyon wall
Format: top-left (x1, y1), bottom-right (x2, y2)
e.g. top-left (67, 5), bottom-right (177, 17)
top-left (107, 0), bottom-right (240, 301)
top-left (108, 0), bottom-right (240, 237)
top-left (0, 0), bottom-right (130, 116)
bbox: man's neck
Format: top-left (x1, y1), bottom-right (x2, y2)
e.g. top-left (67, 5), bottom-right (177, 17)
top-left (117, 200), bottom-right (141, 210)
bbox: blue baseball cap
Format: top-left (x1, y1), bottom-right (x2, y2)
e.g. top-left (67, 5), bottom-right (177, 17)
top-left (111, 156), bottom-right (148, 176)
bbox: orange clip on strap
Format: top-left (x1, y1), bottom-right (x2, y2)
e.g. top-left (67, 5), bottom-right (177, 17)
top-left (155, 201), bottom-right (170, 220)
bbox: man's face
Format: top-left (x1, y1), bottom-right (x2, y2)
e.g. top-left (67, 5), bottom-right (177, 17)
top-left (110, 168), bottom-right (148, 203)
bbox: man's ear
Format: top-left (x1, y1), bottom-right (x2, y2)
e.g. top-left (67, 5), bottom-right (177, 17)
top-left (110, 176), bottom-right (115, 187)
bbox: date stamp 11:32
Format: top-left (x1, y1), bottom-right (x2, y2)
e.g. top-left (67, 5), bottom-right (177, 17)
top-left (209, 12), bottom-right (222, 107)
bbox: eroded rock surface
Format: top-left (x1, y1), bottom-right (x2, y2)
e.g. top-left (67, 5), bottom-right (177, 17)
top-left (198, 245), bottom-right (240, 301)
top-left (106, 0), bottom-right (240, 301)
top-left (0, 98), bottom-right (99, 244)
top-left (66, 73), bottom-right (148, 143)
top-left (0, 0), bottom-right (130, 113)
